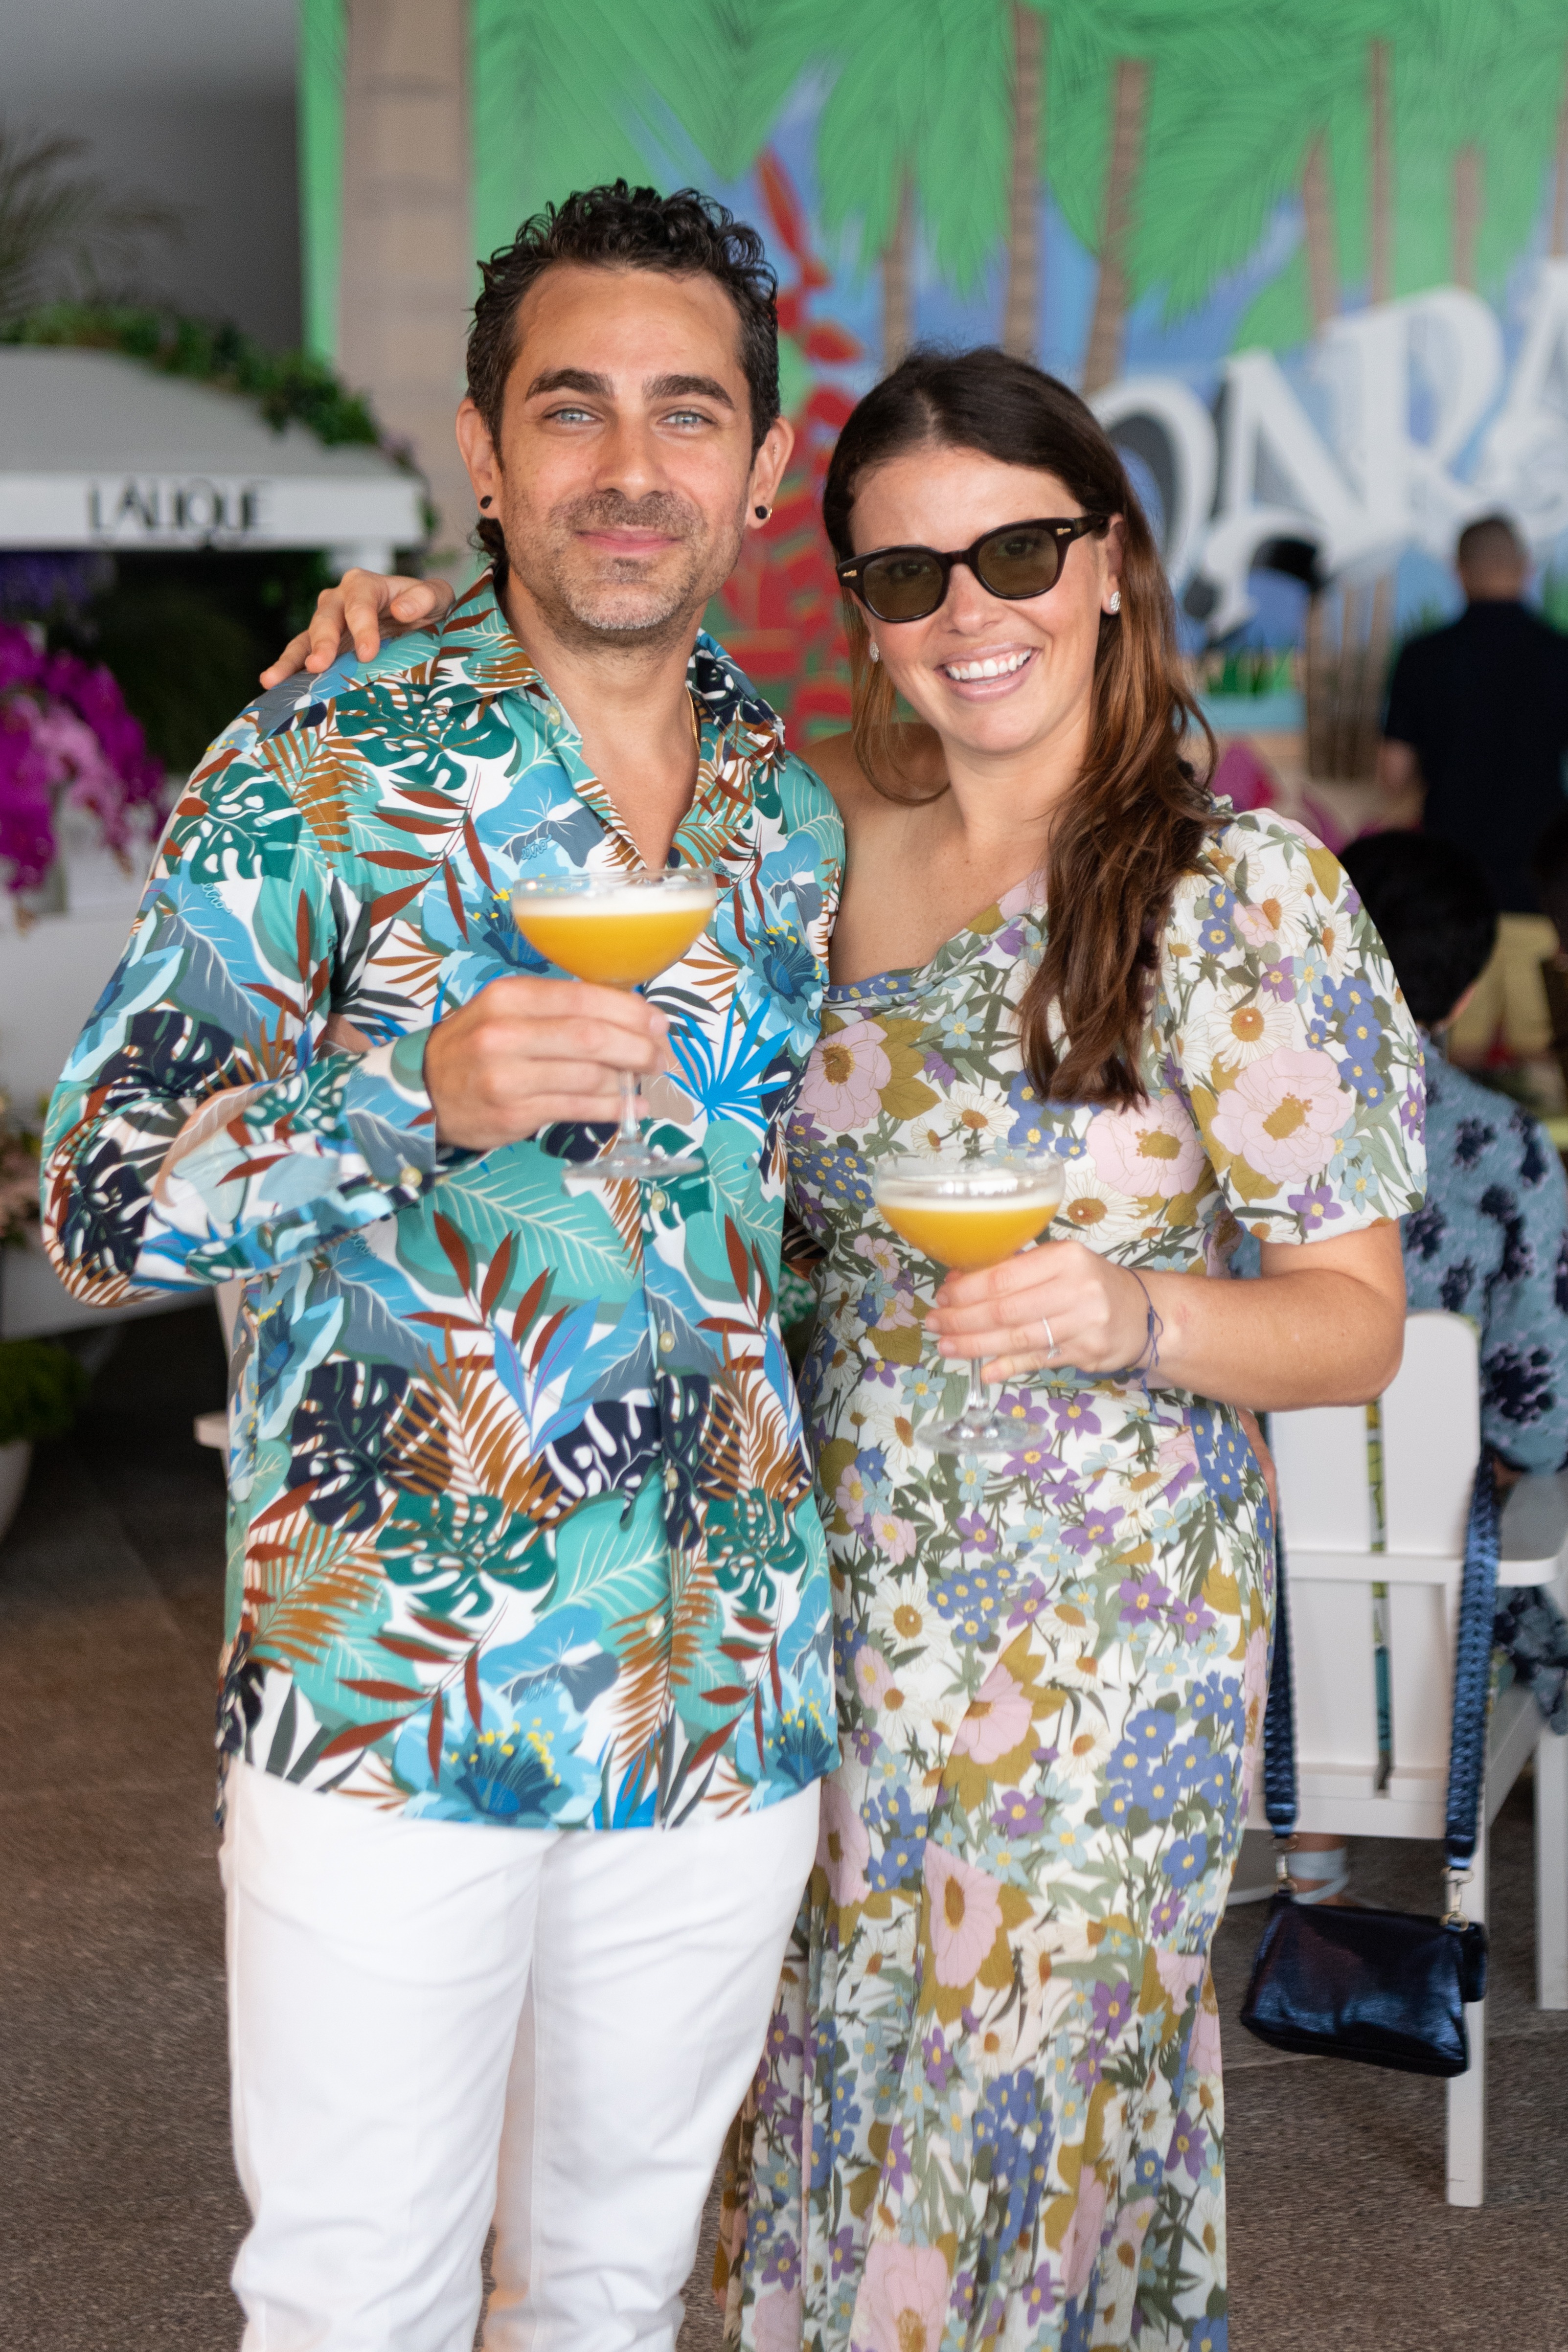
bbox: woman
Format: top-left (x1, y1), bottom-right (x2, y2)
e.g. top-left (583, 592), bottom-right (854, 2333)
top-left (722, 352), bottom-right (1418, 2352)
top-left (274, 349), bottom-right (1420, 2351)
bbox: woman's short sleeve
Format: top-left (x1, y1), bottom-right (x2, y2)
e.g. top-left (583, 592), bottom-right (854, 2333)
top-left (1161, 813), bottom-right (1427, 1244)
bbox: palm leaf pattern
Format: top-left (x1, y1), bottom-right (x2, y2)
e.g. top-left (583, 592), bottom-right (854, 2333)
top-left (41, 577), bottom-right (842, 1829)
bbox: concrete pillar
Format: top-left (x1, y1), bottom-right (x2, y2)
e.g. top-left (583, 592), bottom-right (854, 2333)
top-left (338, 0), bottom-right (475, 571)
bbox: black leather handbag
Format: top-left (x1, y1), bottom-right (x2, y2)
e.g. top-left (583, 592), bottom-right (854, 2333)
top-left (1239, 1448), bottom-right (1496, 2078)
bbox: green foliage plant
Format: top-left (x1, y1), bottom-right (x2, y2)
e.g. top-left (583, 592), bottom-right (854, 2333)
top-left (0, 1337), bottom-right (88, 1447)
top-left (0, 124), bottom-right (178, 321)
top-left (1, 303), bottom-right (382, 447)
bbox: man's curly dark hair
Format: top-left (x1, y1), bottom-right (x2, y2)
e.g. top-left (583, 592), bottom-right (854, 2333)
top-left (467, 181), bottom-right (780, 575)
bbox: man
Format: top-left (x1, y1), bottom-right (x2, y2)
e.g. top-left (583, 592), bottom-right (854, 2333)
top-left (1379, 510), bottom-right (1568, 1070)
top-left (41, 183), bottom-right (841, 2352)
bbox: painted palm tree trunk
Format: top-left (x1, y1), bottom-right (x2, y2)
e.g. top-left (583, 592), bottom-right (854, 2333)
top-left (1301, 131), bottom-right (1339, 332)
top-left (882, 169), bottom-right (915, 367)
top-left (1369, 36), bottom-right (1393, 303)
top-left (1554, 52), bottom-right (1568, 257)
top-left (1082, 54), bottom-right (1149, 394)
top-left (1001, 1), bottom-right (1045, 359)
top-left (1452, 143), bottom-right (1482, 288)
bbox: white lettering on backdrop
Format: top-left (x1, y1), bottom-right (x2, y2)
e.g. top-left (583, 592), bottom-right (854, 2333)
top-left (1095, 260), bottom-right (1568, 636)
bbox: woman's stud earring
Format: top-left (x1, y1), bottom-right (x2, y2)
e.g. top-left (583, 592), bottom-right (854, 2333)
top-left (1108, 588), bottom-right (1122, 613)
top-left (754, 503), bottom-right (771, 520)
top-left (480, 496), bottom-right (493, 510)
top-left (868, 641), bottom-right (880, 663)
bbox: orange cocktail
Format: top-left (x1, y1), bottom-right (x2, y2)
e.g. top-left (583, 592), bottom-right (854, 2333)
top-left (512, 868), bottom-right (718, 1185)
top-left (876, 1190), bottom-right (1063, 1270)
top-left (873, 1152), bottom-right (1065, 1455)
top-left (512, 888), bottom-right (715, 990)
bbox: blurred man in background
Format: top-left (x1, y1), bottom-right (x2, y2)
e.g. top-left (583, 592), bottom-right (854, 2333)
top-left (1379, 512), bottom-right (1568, 1081)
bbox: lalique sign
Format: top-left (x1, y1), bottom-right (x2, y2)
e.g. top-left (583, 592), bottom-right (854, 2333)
top-left (84, 477), bottom-right (269, 543)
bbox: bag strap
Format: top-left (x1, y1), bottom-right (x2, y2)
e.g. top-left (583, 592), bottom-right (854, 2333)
top-left (1444, 1444), bottom-right (1499, 1874)
top-left (1259, 1444), bottom-right (1500, 1882)
top-left (1260, 1511), bottom-right (1297, 1841)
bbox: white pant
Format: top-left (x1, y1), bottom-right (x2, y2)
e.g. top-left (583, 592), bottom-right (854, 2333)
top-left (221, 1762), bottom-right (818, 2352)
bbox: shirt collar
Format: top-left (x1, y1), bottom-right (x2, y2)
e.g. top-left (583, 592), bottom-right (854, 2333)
top-left (418, 571), bottom-right (786, 867)
top-left (416, 573), bottom-right (779, 736)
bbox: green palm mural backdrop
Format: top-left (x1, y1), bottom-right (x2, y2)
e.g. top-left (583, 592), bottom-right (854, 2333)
top-left (299, 0), bottom-right (1568, 740)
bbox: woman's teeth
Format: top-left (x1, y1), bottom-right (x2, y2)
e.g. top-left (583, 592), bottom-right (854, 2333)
top-left (942, 650), bottom-right (1033, 681)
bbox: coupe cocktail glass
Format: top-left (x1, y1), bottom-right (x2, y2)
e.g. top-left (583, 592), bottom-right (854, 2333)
top-left (874, 1150), bottom-right (1066, 1456)
top-left (512, 867), bottom-right (718, 1188)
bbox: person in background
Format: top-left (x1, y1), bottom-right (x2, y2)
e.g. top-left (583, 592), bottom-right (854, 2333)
top-left (1281, 832), bottom-right (1568, 1903)
top-left (1531, 804), bottom-right (1568, 1102)
top-left (1378, 512), bottom-right (1568, 1084)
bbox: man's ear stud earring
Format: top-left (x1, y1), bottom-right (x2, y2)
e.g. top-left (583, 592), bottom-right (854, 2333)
top-left (480, 496), bottom-right (493, 510)
top-left (754, 503), bottom-right (771, 520)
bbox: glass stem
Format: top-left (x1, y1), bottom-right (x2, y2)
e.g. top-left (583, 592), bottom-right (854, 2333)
top-left (617, 1065), bottom-right (641, 1148)
top-left (965, 1353), bottom-right (990, 1425)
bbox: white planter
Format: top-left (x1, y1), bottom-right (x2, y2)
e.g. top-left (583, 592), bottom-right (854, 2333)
top-left (0, 907), bottom-right (154, 1105)
top-left (0, 1227), bottom-right (182, 1339)
top-left (0, 1438), bottom-right (32, 1547)
top-left (56, 798), bottom-right (162, 920)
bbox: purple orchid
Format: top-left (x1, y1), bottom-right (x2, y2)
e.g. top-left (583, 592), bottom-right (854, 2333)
top-left (0, 622), bottom-right (164, 895)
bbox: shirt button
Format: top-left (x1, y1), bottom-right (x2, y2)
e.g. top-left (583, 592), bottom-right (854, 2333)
top-left (397, 1164), bottom-right (420, 1191)
top-left (664, 1465), bottom-right (679, 1491)
top-left (650, 1189), bottom-right (667, 1212)
top-left (658, 1329), bottom-right (675, 1354)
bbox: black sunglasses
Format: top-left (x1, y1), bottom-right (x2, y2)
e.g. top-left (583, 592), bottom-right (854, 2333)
top-left (836, 513), bottom-right (1109, 623)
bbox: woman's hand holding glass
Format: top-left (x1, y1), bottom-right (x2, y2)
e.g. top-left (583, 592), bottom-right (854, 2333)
top-left (925, 1236), bottom-right (1160, 1384)
top-left (874, 1153), bottom-right (1064, 1453)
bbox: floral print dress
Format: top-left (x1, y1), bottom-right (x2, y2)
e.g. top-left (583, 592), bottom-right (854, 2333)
top-left (726, 814), bottom-right (1425, 2352)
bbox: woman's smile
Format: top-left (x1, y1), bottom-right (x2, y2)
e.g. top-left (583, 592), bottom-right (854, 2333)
top-left (935, 644), bottom-right (1039, 699)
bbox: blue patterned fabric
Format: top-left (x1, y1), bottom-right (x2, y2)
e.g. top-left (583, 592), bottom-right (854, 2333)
top-left (40, 577), bottom-right (845, 1826)
top-left (1407, 1047), bottom-right (1568, 1730)
top-left (1402, 1047), bottom-right (1568, 1470)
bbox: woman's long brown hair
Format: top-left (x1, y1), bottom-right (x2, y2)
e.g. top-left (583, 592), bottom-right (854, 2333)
top-left (821, 347), bottom-right (1218, 1109)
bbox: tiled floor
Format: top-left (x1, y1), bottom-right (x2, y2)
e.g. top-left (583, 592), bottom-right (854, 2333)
top-left (3, 1305), bottom-right (1566, 2350)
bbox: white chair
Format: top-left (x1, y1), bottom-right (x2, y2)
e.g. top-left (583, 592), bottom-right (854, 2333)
top-left (1255, 1309), bottom-right (1568, 2205)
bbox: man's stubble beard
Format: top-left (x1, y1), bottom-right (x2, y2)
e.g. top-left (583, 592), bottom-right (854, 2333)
top-left (500, 485), bottom-right (749, 656)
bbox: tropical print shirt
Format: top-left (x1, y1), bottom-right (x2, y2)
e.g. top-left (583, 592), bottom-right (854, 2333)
top-left (40, 578), bottom-right (843, 1830)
